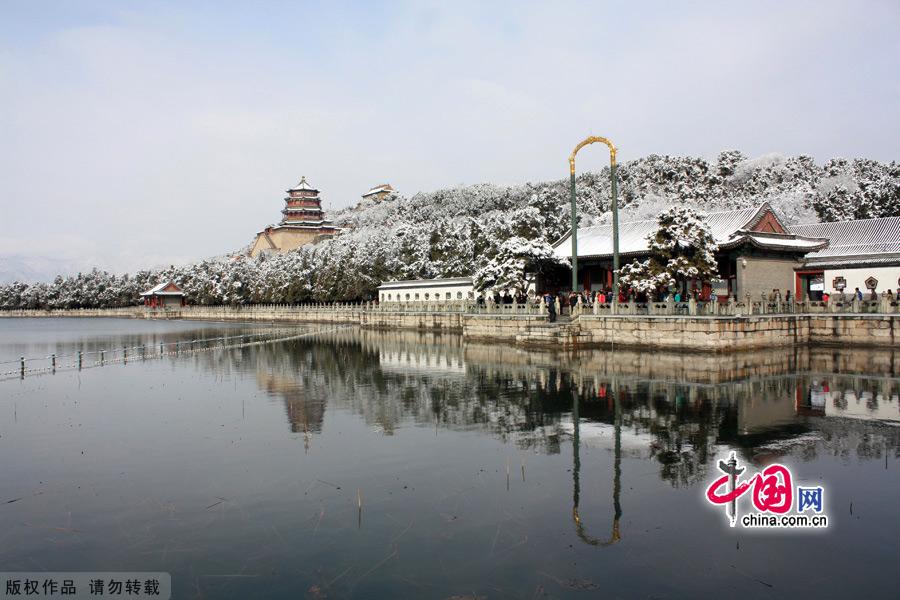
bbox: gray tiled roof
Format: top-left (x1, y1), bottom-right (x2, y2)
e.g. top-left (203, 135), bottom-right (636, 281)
top-left (800, 255), bottom-right (900, 268)
top-left (789, 217), bottom-right (900, 261)
top-left (554, 206), bottom-right (761, 258)
top-left (553, 203), bottom-right (825, 259)
top-left (141, 281), bottom-right (184, 297)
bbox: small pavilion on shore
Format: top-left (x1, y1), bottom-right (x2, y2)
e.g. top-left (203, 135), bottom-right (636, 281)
top-left (141, 281), bottom-right (186, 309)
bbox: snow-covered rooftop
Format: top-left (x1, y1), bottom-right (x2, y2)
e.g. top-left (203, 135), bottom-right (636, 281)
top-left (554, 206), bottom-right (758, 259)
top-left (789, 216), bottom-right (900, 266)
top-left (271, 221), bottom-right (334, 229)
top-left (552, 204), bottom-right (826, 259)
top-left (287, 176), bottom-right (318, 193)
top-left (718, 230), bottom-right (828, 251)
top-left (140, 281), bottom-right (184, 297)
top-left (362, 183), bottom-right (394, 197)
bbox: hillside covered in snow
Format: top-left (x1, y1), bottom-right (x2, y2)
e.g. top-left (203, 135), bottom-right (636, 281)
top-left (1, 151), bottom-right (896, 309)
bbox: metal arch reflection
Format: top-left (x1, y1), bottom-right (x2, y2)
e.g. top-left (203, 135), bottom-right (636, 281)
top-left (571, 388), bottom-right (622, 546)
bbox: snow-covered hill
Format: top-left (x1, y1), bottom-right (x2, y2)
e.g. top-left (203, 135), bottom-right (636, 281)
top-left (1, 151), bottom-right (896, 309)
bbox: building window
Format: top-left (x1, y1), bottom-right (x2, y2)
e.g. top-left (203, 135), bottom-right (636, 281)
top-left (446, 292), bottom-right (451, 300)
top-left (468, 291), bottom-right (474, 299)
top-left (387, 293), bottom-right (392, 301)
top-left (415, 293), bottom-right (420, 300)
top-left (457, 291), bottom-right (462, 299)
top-left (425, 293), bottom-right (430, 300)
top-left (380, 294), bottom-right (384, 302)
top-left (405, 293), bottom-right (410, 301)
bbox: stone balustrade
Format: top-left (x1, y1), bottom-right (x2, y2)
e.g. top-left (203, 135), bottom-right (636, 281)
top-left (2, 295), bottom-right (897, 320)
top-left (2, 300), bottom-right (897, 351)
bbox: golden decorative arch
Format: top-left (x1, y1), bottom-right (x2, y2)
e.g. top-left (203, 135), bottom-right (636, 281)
top-left (569, 136), bottom-right (617, 174)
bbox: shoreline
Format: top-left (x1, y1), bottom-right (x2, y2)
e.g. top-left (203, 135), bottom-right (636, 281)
top-left (2, 306), bottom-right (897, 352)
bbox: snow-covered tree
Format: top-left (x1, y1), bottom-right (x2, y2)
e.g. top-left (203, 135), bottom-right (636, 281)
top-left (617, 206), bottom-right (719, 294)
top-left (2, 151), bottom-right (895, 310)
top-left (474, 237), bottom-right (565, 294)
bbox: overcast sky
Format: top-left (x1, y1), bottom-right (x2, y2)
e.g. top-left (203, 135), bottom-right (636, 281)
top-left (1, 0), bottom-right (898, 278)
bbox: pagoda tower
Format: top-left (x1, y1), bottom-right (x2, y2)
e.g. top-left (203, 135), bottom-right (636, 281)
top-left (250, 176), bottom-right (338, 257)
top-left (281, 176), bottom-right (328, 226)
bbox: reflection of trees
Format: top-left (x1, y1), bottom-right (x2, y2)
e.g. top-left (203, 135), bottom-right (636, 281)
top-left (184, 329), bottom-right (900, 481)
top-left (240, 332), bottom-right (571, 451)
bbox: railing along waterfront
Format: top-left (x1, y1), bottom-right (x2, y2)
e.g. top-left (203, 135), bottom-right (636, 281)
top-left (567, 294), bottom-right (900, 317)
top-left (2, 294), bottom-right (898, 321)
top-left (350, 294), bottom-right (899, 316)
top-left (0, 326), bottom-right (350, 381)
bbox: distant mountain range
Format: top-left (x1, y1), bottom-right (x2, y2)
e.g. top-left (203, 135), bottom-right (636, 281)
top-left (0, 255), bottom-right (83, 285)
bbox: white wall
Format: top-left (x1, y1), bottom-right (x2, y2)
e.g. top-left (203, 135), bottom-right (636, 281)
top-left (823, 266), bottom-right (900, 294)
top-left (378, 278), bottom-right (536, 303)
top-left (379, 282), bottom-right (474, 303)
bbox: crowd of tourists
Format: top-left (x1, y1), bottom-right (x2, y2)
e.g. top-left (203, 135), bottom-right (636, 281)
top-left (475, 286), bottom-right (897, 324)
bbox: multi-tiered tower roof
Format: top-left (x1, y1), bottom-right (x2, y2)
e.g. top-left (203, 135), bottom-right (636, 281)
top-left (249, 176), bottom-right (338, 257)
top-left (280, 176), bottom-right (333, 228)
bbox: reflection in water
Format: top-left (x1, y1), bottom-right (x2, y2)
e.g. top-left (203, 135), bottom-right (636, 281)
top-left (191, 329), bottom-right (899, 484)
top-left (2, 322), bottom-right (899, 598)
top-left (572, 389), bottom-right (622, 546)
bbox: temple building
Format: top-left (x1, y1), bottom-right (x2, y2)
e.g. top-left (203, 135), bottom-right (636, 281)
top-left (548, 202), bottom-right (829, 299)
top-left (249, 176), bottom-right (338, 257)
top-left (141, 281), bottom-right (185, 309)
top-left (361, 183), bottom-right (395, 203)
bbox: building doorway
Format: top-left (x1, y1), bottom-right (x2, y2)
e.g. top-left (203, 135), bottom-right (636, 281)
top-left (796, 271), bottom-right (824, 301)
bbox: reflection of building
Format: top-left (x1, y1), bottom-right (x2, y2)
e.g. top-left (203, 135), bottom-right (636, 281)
top-left (173, 328), bottom-right (899, 476)
top-left (378, 348), bottom-right (466, 377)
top-left (550, 203), bottom-right (827, 297)
top-left (789, 216), bottom-right (900, 299)
top-left (255, 371), bottom-right (327, 434)
top-left (823, 387), bottom-right (900, 423)
top-left (249, 177), bottom-right (338, 257)
top-left (737, 386), bottom-right (801, 434)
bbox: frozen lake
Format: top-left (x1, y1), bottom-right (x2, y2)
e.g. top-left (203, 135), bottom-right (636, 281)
top-left (0, 318), bottom-right (898, 598)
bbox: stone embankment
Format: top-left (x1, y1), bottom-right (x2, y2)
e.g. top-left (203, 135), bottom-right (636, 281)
top-left (2, 304), bottom-right (897, 351)
top-left (502, 314), bottom-right (896, 351)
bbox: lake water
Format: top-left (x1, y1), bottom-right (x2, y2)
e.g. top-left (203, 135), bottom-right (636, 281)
top-left (0, 318), bottom-right (898, 599)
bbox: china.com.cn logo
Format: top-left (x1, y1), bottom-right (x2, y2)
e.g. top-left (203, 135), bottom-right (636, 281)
top-left (705, 452), bottom-right (828, 529)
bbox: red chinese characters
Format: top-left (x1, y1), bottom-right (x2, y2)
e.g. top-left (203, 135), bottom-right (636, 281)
top-left (706, 463), bottom-right (793, 514)
top-left (751, 465), bottom-right (792, 513)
